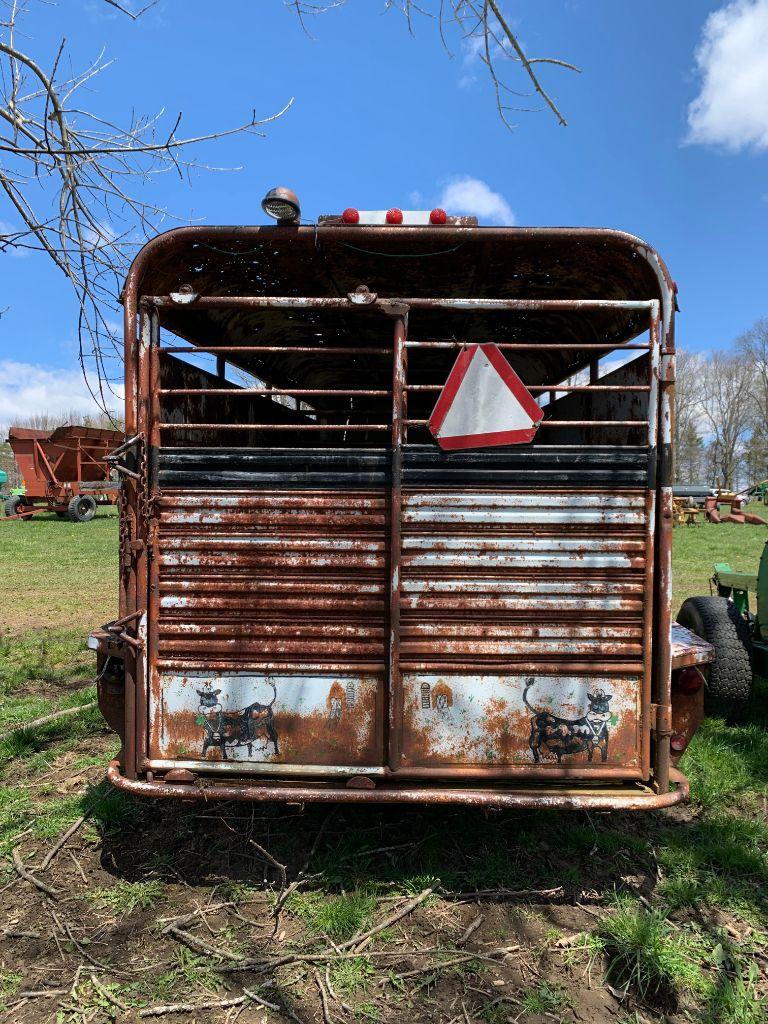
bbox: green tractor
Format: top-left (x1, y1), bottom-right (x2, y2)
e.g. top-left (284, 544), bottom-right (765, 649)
top-left (677, 546), bottom-right (768, 716)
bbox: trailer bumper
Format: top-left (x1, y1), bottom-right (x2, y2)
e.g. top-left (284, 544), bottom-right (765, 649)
top-left (106, 760), bottom-right (689, 810)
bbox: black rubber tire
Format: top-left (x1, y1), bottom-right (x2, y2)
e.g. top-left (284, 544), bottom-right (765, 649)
top-left (677, 595), bottom-right (753, 715)
top-left (67, 494), bottom-right (97, 523)
top-left (3, 495), bottom-right (23, 518)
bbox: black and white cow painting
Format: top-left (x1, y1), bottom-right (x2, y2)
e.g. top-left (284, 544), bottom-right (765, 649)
top-left (523, 678), bottom-right (613, 763)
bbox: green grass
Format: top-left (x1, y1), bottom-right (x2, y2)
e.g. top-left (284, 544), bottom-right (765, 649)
top-left (520, 981), bottom-right (569, 1015)
top-left (671, 504), bottom-right (768, 616)
top-left (0, 628), bottom-right (92, 694)
top-left (88, 878), bottom-right (165, 916)
top-left (328, 956), bottom-right (375, 996)
top-left (0, 506), bottom-right (118, 631)
top-left (287, 889), bottom-right (377, 941)
top-left (598, 899), bottom-right (709, 1000)
top-left (0, 970), bottom-right (23, 1011)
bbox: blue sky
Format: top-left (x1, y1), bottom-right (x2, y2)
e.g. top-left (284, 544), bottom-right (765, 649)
top-left (1, 0), bottom-right (767, 419)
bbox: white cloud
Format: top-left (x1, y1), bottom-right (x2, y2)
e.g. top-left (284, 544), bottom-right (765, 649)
top-left (0, 360), bottom-right (123, 430)
top-left (686, 0), bottom-right (768, 151)
top-left (438, 177), bottom-right (515, 225)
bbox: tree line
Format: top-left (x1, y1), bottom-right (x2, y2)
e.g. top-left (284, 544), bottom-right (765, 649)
top-left (675, 317), bottom-right (768, 490)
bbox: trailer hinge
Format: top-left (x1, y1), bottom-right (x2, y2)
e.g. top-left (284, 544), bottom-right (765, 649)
top-left (650, 703), bottom-right (673, 737)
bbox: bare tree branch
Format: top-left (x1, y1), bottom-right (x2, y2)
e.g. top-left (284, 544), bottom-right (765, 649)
top-left (0, 0), bottom-right (291, 411)
top-left (286, 1), bottom-right (580, 128)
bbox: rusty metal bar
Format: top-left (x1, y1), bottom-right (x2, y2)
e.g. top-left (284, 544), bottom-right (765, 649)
top-left (406, 342), bottom-right (652, 350)
top-left (655, 310), bottom-right (674, 793)
top-left (149, 295), bottom-right (657, 312)
top-left (107, 760), bottom-right (691, 810)
top-left (159, 388), bottom-right (391, 397)
top-left (388, 314), bottom-right (407, 773)
top-left (162, 346), bottom-right (393, 355)
top-left (404, 384), bottom-right (650, 393)
top-left (639, 316), bottom-right (660, 782)
top-left (404, 419), bottom-right (646, 428)
top-left (158, 423), bottom-right (391, 431)
top-left (144, 759), bottom-right (388, 777)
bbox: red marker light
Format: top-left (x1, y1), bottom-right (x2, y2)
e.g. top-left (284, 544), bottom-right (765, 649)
top-left (670, 734), bottom-right (688, 753)
top-left (675, 667), bottom-right (703, 694)
top-left (430, 208), bottom-right (448, 225)
top-left (342, 208), bottom-right (360, 224)
top-left (386, 208), bottom-right (403, 225)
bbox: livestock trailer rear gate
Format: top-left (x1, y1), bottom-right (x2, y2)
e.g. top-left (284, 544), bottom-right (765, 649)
top-left (94, 209), bottom-right (711, 809)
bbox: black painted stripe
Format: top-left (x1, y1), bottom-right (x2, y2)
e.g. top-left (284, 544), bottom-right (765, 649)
top-left (158, 446), bottom-right (651, 489)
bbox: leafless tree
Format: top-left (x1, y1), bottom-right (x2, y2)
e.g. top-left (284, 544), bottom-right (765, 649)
top-left (699, 352), bottom-right (755, 489)
top-left (287, 0), bottom-right (581, 128)
top-left (0, 0), bottom-right (290, 412)
top-left (735, 317), bottom-right (768, 486)
top-left (673, 349), bottom-right (705, 482)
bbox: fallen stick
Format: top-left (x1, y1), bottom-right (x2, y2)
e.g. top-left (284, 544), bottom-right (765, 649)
top-left (11, 848), bottom-right (58, 898)
top-left (0, 700), bottom-right (96, 746)
top-left (345, 886), bottom-right (433, 952)
top-left (140, 993), bottom-right (258, 1018)
top-left (165, 925), bottom-right (247, 963)
top-left (90, 973), bottom-right (128, 1013)
top-left (456, 914), bottom-right (485, 947)
top-left (39, 814), bottom-right (89, 871)
top-left (452, 885), bottom-right (564, 902)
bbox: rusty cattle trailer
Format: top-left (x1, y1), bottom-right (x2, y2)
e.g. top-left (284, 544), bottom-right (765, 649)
top-left (94, 210), bottom-right (711, 809)
top-left (5, 425), bottom-right (123, 522)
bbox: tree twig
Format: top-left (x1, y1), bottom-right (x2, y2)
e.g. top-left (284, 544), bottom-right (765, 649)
top-left (11, 848), bottom-right (58, 898)
top-left (0, 701), bottom-right (96, 746)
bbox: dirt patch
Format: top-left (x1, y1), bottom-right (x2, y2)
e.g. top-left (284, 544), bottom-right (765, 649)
top-left (2, 728), bottom-right (766, 1024)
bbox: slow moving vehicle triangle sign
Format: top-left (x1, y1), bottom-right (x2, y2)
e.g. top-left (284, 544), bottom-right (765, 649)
top-left (428, 343), bottom-right (544, 450)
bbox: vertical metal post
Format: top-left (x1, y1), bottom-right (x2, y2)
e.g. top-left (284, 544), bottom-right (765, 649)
top-left (388, 312), bottom-right (407, 772)
top-left (655, 301), bottom-right (675, 793)
top-left (137, 307), bottom-right (161, 769)
top-left (639, 308), bottom-right (660, 781)
top-left (216, 355), bottom-right (226, 380)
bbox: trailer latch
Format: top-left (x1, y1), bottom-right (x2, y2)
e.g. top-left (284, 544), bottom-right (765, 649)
top-left (105, 433), bottom-right (144, 481)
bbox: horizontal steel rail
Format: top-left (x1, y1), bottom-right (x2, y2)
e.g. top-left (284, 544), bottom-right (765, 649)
top-left (159, 422), bottom-right (390, 431)
top-left (160, 388), bottom-right (391, 397)
top-left (405, 419), bottom-right (648, 429)
top-left (149, 295), bottom-right (659, 312)
top-left (161, 342), bottom-right (651, 354)
top-left (405, 384), bottom-right (650, 393)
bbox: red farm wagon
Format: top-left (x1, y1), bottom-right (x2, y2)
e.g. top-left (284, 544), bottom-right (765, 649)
top-left (3, 424), bottom-right (123, 522)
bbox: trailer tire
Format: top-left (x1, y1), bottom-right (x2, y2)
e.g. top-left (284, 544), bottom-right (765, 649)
top-left (67, 494), bottom-right (97, 523)
top-left (4, 495), bottom-right (23, 518)
top-left (677, 596), bottom-right (752, 716)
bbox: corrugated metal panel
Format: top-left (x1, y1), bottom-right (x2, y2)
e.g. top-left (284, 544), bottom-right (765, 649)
top-left (397, 487), bottom-right (646, 770)
top-left (155, 490), bottom-right (388, 671)
top-left (149, 488), bottom-right (388, 766)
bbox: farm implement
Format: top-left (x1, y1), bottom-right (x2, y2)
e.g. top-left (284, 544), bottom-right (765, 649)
top-left (677, 543), bottom-right (768, 714)
top-left (671, 484), bottom-right (767, 527)
top-left (3, 424), bottom-right (123, 522)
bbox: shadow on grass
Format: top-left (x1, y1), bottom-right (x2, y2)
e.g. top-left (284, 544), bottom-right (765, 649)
top-left (80, 681), bottom-right (768, 1019)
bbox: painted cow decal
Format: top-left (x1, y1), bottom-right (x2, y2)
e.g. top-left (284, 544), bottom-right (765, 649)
top-left (197, 683), bottom-right (279, 759)
top-left (523, 678), bottom-right (612, 763)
